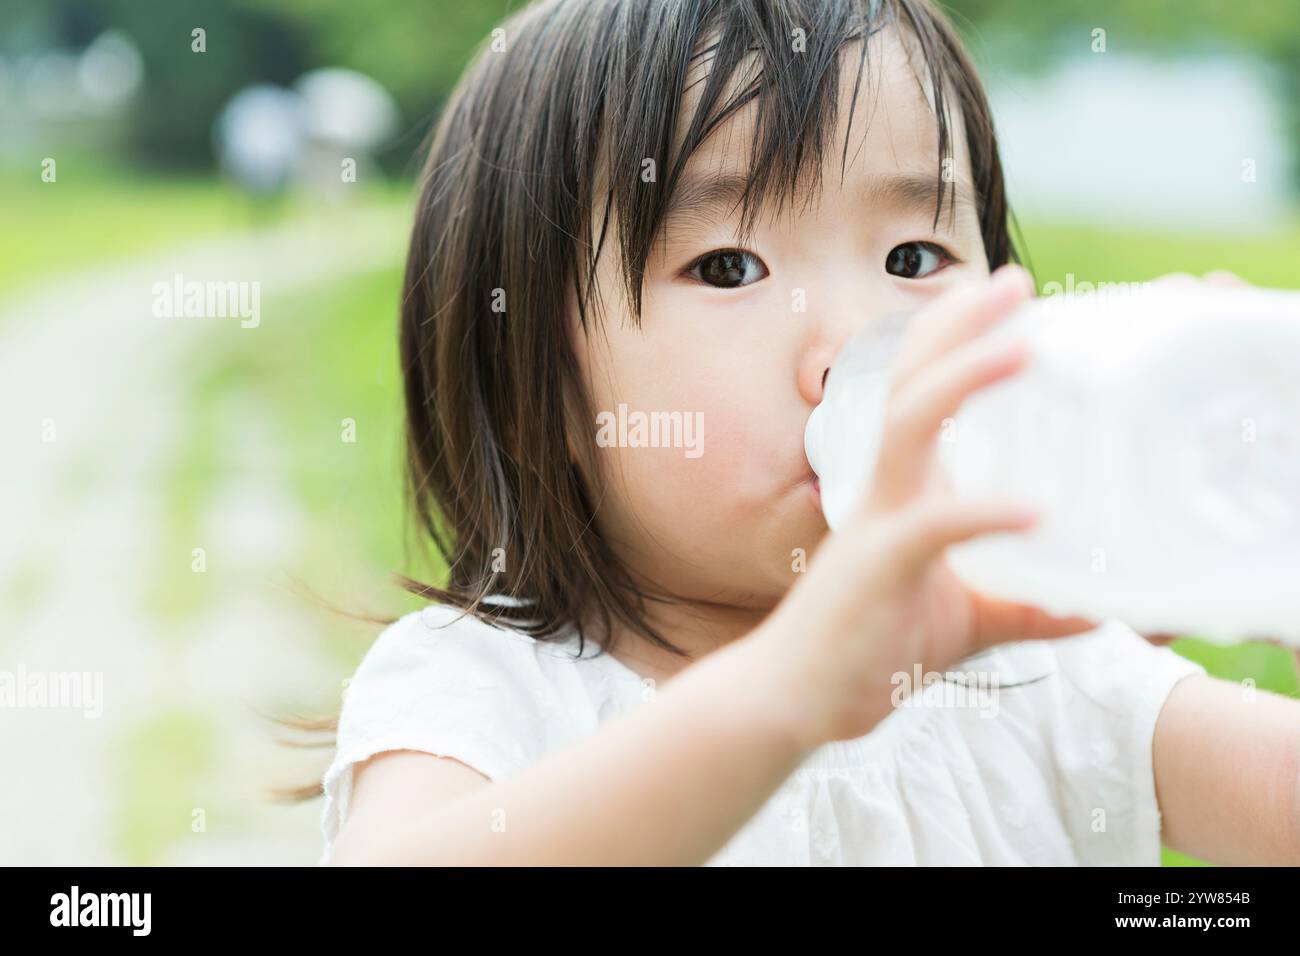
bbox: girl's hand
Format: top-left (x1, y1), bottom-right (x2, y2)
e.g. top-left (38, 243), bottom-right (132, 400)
top-left (755, 264), bottom-right (1099, 747)
top-left (1151, 269), bottom-right (1249, 289)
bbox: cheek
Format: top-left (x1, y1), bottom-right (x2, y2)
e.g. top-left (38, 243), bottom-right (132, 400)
top-left (595, 431), bottom-right (771, 574)
top-left (587, 332), bottom-right (799, 535)
top-left (593, 383), bottom-right (768, 508)
top-left (575, 273), bottom-right (816, 587)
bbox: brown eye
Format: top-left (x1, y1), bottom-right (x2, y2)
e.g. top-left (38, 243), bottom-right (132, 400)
top-left (886, 241), bottom-right (952, 279)
top-left (688, 249), bottom-right (768, 288)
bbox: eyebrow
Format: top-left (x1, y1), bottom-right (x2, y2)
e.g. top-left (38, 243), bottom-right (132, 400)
top-left (660, 170), bottom-right (752, 226)
top-left (864, 172), bottom-right (978, 223)
top-left (660, 168), bottom-right (977, 231)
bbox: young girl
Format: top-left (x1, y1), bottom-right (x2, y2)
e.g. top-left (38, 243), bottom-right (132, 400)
top-left (318, 0), bottom-right (1300, 865)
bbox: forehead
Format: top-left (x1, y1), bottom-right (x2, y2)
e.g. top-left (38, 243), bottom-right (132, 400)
top-left (667, 24), bottom-right (974, 230)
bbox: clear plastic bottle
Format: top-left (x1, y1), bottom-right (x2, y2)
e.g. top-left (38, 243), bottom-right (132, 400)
top-left (804, 283), bottom-right (1300, 646)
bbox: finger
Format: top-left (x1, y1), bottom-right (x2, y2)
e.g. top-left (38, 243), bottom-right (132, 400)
top-left (1203, 269), bottom-right (1249, 288)
top-left (970, 591), bottom-right (1098, 648)
top-left (886, 497), bottom-right (1038, 581)
top-left (1142, 633), bottom-right (1179, 646)
top-left (1151, 272), bottom-right (1198, 288)
top-left (870, 335), bottom-right (1030, 509)
top-left (890, 263), bottom-right (1035, 388)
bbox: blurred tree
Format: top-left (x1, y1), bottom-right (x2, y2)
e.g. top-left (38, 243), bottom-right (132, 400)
top-left (1, 0), bottom-right (1296, 186)
top-left (114, 0), bottom-right (312, 170)
top-left (0, 0), bottom-right (311, 169)
top-left (258, 0), bottom-right (1300, 189)
top-left (239, 0), bottom-right (510, 171)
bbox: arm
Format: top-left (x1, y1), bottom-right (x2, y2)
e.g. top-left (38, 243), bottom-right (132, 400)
top-left (329, 629), bottom-right (817, 866)
top-left (1153, 673), bottom-right (1300, 865)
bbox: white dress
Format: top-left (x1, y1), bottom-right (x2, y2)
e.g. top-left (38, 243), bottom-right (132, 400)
top-left (318, 601), bottom-right (1206, 865)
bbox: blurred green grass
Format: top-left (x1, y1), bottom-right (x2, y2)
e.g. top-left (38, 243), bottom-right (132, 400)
top-left (1018, 218), bottom-right (1300, 291)
top-left (1, 165), bottom-right (243, 299)
top-left (149, 262), bottom-right (431, 675)
top-left (0, 161), bottom-right (409, 300)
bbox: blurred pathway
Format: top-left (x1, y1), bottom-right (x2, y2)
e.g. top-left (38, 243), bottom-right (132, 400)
top-left (0, 204), bottom-right (405, 864)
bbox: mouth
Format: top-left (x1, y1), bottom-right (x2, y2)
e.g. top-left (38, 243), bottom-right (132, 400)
top-left (807, 474), bottom-right (822, 510)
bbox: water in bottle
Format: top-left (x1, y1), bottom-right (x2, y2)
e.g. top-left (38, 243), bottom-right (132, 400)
top-left (803, 282), bottom-right (1300, 646)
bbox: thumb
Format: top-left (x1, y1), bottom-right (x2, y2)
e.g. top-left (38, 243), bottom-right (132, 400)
top-left (969, 590), bottom-right (1098, 648)
top-left (1202, 269), bottom-right (1249, 288)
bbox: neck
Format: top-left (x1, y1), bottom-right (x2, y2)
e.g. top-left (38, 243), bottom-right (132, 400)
top-left (603, 596), bottom-right (772, 687)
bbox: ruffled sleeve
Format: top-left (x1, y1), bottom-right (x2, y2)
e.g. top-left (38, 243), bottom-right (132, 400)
top-left (317, 604), bottom-right (557, 864)
top-left (1042, 618), bottom-right (1208, 864)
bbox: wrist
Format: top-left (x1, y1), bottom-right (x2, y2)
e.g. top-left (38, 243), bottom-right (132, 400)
top-left (723, 622), bottom-right (828, 756)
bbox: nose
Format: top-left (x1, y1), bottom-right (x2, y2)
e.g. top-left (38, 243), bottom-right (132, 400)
top-left (797, 276), bottom-right (882, 407)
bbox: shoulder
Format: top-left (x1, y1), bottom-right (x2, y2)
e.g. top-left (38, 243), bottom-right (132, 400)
top-left (347, 603), bottom-right (565, 700)
top-left (338, 604), bottom-right (607, 748)
top-left (1044, 618), bottom-right (1208, 717)
top-left (318, 603), bottom-right (616, 862)
top-left (923, 621), bottom-right (1207, 863)
top-left (968, 619), bottom-right (1208, 751)
top-left (1039, 620), bottom-right (1209, 784)
top-left (960, 619), bottom-right (1206, 711)
top-left (1014, 620), bottom-right (1206, 862)
top-left (333, 603), bottom-right (631, 774)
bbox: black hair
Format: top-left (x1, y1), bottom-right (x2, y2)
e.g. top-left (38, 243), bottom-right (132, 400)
top-left (396, 0), bottom-right (1021, 661)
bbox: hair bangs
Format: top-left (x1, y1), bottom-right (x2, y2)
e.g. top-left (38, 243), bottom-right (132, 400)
top-left (583, 0), bottom-right (982, 325)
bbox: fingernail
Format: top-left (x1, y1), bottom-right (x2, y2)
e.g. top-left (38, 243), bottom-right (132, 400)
top-left (982, 335), bottom-right (1030, 369)
top-left (1011, 505), bottom-right (1039, 526)
top-left (992, 264), bottom-right (1033, 296)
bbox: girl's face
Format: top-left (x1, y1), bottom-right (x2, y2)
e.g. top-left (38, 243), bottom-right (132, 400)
top-left (574, 29), bottom-right (989, 616)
